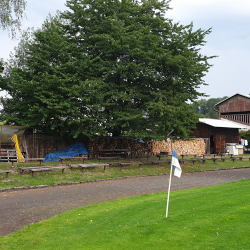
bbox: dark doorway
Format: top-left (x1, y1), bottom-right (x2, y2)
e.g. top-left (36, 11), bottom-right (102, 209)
top-left (210, 135), bottom-right (214, 154)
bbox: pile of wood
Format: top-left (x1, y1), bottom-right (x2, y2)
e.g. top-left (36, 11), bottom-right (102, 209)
top-left (90, 137), bottom-right (151, 158)
top-left (151, 139), bottom-right (206, 156)
top-left (89, 137), bottom-right (206, 158)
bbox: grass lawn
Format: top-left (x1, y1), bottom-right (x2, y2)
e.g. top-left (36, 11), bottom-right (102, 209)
top-left (0, 156), bottom-right (250, 189)
top-left (0, 179), bottom-right (249, 249)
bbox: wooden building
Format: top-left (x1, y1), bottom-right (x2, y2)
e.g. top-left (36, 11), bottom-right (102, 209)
top-left (0, 126), bottom-right (81, 160)
top-left (191, 118), bottom-right (246, 154)
top-left (214, 93), bottom-right (250, 126)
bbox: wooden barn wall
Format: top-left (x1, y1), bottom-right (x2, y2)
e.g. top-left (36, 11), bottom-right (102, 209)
top-left (90, 137), bottom-right (206, 158)
top-left (191, 123), bottom-right (239, 144)
top-left (24, 134), bottom-right (74, 158)
top-left (190, 123), bottom-right (210, 138)
top-left (21, 127), bottom-right (238, 158)
top-left (22, 135), bottom-right (206, 159)
top-left (210, 127), bottom-right (239, 144)
top-left (219, 95), bottom-right (250, 113)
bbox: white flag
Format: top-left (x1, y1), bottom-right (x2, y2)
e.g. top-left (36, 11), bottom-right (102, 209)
top-left (172, 149), bottom-right (182, 178)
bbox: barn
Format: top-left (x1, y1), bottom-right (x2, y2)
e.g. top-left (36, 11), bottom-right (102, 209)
top-left (214, 93), bottom-right (250, 126)
top-left (191, 118), bottom-right (247, 154)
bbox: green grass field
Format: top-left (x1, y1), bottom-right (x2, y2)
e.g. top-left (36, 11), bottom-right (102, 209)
top-left (1, 179), bottom-right (250, 250)
top-left (0, 156), bottom-right (250, 189)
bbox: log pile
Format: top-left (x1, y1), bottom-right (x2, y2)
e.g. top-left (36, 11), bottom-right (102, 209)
top-left (89, 137), bottom-right (206, 158)
top-left (90, 137), bottom-right (152, 158)
top-left (150, 139), bottom-right (206, 156)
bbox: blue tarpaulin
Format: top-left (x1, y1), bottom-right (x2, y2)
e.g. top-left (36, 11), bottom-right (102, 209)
top-left (44, 143), bottom-right (88, 162)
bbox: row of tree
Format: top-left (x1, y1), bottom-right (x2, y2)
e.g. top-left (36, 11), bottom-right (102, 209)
top-left (0, 0), bottom-right (215, 140)
top-left (191, 97), bottom-right (228, 119)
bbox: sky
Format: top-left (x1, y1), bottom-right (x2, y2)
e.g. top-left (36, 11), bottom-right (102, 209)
top-left (0, 0), bottom-right (249, 99)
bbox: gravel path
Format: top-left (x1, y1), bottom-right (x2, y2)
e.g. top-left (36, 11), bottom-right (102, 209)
top-left (1, 167), bottom-right (250, 236)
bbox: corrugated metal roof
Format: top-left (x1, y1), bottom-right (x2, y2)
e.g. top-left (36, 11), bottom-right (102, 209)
top-left (214, 93), bottom-right (250, 107)
top-left (199, 118), bottom-right (247, 129)
top-left (0, 125), bottom-right (28, 143)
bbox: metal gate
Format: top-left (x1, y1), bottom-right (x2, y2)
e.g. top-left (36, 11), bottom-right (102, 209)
top-left (214, 135), bottom-right (225, 154)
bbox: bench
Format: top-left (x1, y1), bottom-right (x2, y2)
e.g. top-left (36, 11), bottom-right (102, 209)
top-left (199, 158), bottom-right (213, 164)
top-left (51, 166), bottom-right (67, 174)
top-left (29, 167), bottom-right (54, 177)
top-left (198, 157), bottom-right (233, 164)
top-left (119, 162), bottom-right (143, 169)
top-left (97, 157), bottom-right (120, 163)
top-left (99, 149), bottom-right (129, 157)
top-left (19, 166), bottom-right (66, 177)
top-left (181, 159), bottom-right (197, 165)
top-left (30, 166), bottom-right (66, 177)
top-left (221, 157), bottom-right (236, 162)
top-left (212, 158), bottom-right (219, 164)
top-left (0, 170), bottom-right (13, 178)
top-left (78, 163), bottom-right (109, 172)
top-left (151, 160), bottom-right (171, 166)
top-left (59, 157), bottom-right (88, 164)
top-left (19, 166), bottom-right (47, 175)
top-left (69, 163), bottom-right (109, 172)
top-left (156, 155), bottom-right (171, 160)
top-left (203, 154), bottom-right (217, 158)
top-left (23, 158), bottom-right (45, 166)
top-left (98, 149), bottom-right (114, 156)
top-left (181, 154), bottom-right (197, 159)
top-left (105, 162), bottom-right (121, 170)
top-left (113, 149), bottom-right (129, 156)
top-left (68, 164), bottom-right (80, 171)
top-left (132, 155), bottom-right (151, 161)
top-left (238, 157), bottom-right (250, 161)
top-left (217, 154), bottom-right (226, 157)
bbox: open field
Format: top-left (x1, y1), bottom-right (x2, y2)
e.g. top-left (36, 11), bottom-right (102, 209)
top-left (1, 155), bottom-right (250, 189)
top-left (0, 179), bottom-right (249, 249)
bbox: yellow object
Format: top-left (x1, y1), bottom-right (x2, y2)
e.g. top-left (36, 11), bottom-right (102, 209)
top-left (12, 134), bottom-right (24, 162)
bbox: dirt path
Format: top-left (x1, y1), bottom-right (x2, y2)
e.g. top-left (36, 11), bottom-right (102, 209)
top-left (1, 167), bottom-right (250, 236)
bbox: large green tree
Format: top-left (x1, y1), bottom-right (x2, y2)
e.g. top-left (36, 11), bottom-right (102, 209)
top-left (0, 0), bottom-right (215, 140)
top-left (0, 0), bottom-right (27, 38)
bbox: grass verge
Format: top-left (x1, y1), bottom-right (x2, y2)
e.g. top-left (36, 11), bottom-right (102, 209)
top-left (0, 156), bottom-right (250, 189)
top-left (0, 179), bottom-right (249, 249)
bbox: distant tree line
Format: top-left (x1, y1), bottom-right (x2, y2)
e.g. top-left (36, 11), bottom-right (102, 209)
top-left (191, 96), bottom-right (228, 119)
top-left (239, 130), bottom-right (250, 149)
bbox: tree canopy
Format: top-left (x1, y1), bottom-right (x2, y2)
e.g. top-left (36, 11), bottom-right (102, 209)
top-left (0, 0), bottom-right (27, 38)
top-left (239, 130), bottom-right (250, 149)
top-left (0, 0), bottom-right (215, 140)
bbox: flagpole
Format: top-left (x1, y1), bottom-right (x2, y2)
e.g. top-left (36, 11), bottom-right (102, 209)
top-left (166, 163), bottom-right (173, 218)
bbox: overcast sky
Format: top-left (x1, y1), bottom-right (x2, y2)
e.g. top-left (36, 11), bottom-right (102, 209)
top-left (0, 0), bottom-right (249, 99)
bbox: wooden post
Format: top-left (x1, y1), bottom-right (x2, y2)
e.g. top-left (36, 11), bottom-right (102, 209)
top-left (33, 127), bottom-right (35, 158)
top-left (0, 125), bottom-right (2, 150)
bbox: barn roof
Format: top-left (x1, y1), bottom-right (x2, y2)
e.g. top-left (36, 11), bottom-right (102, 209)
top-left (214, 93), bottom-right (250, 107)
top-left (199, 118), bottom-right (248, 129)
top-left (0, 125), bottom-right (28, 143)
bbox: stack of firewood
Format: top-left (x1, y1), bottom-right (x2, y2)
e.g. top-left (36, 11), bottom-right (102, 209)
top-left (89, 137), bottom-right (206, 158)
top-left (150, 139), bottom-right (206, 156)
